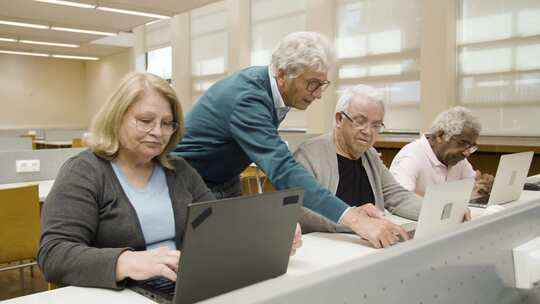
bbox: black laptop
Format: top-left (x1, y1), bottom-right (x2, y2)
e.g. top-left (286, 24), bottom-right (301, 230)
top-left (128, 188), bottom-right (303, 304)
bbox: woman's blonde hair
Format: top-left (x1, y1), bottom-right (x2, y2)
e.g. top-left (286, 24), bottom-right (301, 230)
top-left (87, 72), bottom-right (184, 169)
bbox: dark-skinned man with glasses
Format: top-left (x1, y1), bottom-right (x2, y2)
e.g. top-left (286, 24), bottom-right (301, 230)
top-left (390, 106), bottom-right (494, 199)
top-left (293, 85), bottom-right (438, 243)
top-left (175, 32), bottom-right (410, 249)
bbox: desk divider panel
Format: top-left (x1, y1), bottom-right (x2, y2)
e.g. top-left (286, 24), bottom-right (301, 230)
top-left (0, 148), bottom-right (86, 183)
top-left (202, 199), bottom-right (540, 304)
top-left (0, 129), bottom-right (45, 138)
top-left (0, 138), bottom-right (33, 151)
top-left (44, 129), bottom-right (86, 141)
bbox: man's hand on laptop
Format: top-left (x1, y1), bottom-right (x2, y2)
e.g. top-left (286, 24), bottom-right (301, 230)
top-left (290, 223), bottom-right (302, 256)
top-left (462, 207), bottom-right (472, 222)
top-left (474, 170), bottom-right (494, 195)
top-left (341, 207), bottom-right (409, 248)
top-left (356, 203), bottom-right (384, 219)
top-left (115, 247), bottom-right (181, 282)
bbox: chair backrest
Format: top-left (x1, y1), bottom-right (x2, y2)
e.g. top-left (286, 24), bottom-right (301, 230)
top-left (240, 165), bottom-right (265, 195)
top-left (0, 185), bottom-right (41, 264)
top-left (72, 138), bottom-right (83, 148)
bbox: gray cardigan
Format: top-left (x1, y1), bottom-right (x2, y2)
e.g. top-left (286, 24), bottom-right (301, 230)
top-left (38, 150), bottom-right (214, 289)
top-left (294, 133), bottom-right (422, 233)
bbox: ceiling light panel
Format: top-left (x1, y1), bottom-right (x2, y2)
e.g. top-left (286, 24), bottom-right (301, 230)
top-left (0, 37), bottom-right (17, 42)
top-left (19, 40), bottom-right (79, 48)
top-left (0, 50), bottom-right (49, 57)
top-left (96, 6), bottom-right (171, 19)
top-left (0, 20), bottom-right (49, 29)
top-left (51, 54), bottom-right (99, 60)
top-left (50, 26), bottom-right (116, 36)
top-left (33, 0), bottom-right (95, 9)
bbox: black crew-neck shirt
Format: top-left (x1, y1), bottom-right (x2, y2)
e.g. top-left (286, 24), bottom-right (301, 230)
top-left (335, 154), bottom-right (375, 207)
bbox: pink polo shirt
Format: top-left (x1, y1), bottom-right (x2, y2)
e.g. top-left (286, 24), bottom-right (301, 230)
top-left (389, 135), bottom-right (476, 197)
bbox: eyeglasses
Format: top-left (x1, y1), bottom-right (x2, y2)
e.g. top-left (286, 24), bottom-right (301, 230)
top-left (306, 78), bottom-right (330, 94)
top-left (451, 137), bottom-right (478, 154)
top-left (340, 111), bottom-right (385, 133)
top-left (134, 118), bottom-right (179, 135)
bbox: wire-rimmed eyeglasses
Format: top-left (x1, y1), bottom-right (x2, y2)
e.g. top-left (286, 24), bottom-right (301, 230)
top-left (306, 78), bottom-right (330, 93)
top-left (340, 111), bottom-right (385, 133)
top-left (134, 118), bottom-right (179, 135)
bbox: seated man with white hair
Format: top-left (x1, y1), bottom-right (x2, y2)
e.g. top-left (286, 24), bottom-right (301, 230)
top-left (389, 106), bottom-right (493, 197)
top-left (294, 85), bottom-right (427, 247)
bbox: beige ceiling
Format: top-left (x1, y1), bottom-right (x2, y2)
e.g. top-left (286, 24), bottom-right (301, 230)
top-left (0, 0), bottom-right (219, 59)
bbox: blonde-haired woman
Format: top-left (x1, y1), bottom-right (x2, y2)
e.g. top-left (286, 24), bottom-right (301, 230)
top-left (38, 72), bottom-right (214, 289)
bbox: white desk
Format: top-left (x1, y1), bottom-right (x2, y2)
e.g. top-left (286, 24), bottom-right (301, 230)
top-left (5, 176), bottom-right (540, 304)
top-left (2, 286), bottom-right (155, 304)
top-left (0, 180), bottom-right (54, 202)
top-left (3, 232), bottom-right (377, 304)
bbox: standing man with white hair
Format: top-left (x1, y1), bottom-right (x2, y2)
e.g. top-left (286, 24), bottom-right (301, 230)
top-left (389, 106), bottom-right (493, 197)
top-left (175, 32), bottom-right (400, 248)
top-left (294, 85), bottom-right (424, 245)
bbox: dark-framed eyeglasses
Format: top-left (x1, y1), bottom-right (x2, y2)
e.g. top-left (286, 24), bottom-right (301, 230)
top-left (451, 137), bottom-right (478, 154)
top-left (340, 111), bottom-right (385, 133)
top-left (306, 78), bottom-right (331, 93)
top-left (134, 118), bottom-right (179, 135)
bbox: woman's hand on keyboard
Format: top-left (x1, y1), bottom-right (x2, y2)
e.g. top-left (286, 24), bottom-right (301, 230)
top-left (115, 247), bottom-right (181, 282)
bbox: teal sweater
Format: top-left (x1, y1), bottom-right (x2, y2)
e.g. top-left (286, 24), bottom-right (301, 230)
top-left (175, 66), bottom-right (349, 222)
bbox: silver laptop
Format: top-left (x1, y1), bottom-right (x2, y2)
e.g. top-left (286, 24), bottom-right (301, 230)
top-left (409, 178), bottom-right (475, 239)
top-left (129, 188), bottom-right (303, 304)
top-left (469, 151), bottom-right (534, 208)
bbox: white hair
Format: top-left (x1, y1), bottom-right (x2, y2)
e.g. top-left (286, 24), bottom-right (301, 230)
top-left (430, 106), bottom-right (482, 141)
top-left (335, 84), bottom-right (385, 114)
top-left (269, 31), bottom-right (335, 78)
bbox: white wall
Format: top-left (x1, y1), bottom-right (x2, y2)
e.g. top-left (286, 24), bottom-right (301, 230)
top-left (85, 50), bottom-right (134, 126)
top-left (0, 54), bottom-right (87, 129)
top-left (0, 50), bottom-right (134, 131)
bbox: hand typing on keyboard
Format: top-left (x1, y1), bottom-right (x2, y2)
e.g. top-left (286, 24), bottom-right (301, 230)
top-left (115, 247), bottom-right (181, 283)
top-left (290, 223), bottom-right (302, 256)
top-left (463, 207), bottom-right (472, 222)
top-left (473, 170), bottom-right (494, 195)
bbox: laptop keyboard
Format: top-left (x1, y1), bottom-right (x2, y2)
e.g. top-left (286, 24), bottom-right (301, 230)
top-left (142, 277), bottom-right (176, 297)
top-left (524, 181), bottom-right (540, 191)
top-left (469, 195), bottom-right (490, 206)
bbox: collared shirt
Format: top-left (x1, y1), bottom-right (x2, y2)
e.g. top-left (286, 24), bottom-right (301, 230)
top-left (389, 134), bottom-right (476, 197)
top-left (268, 69), bottom-right (290, 122)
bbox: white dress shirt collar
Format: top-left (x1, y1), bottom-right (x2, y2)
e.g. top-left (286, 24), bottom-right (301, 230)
top-left (268, 68), bottom-right (290, 122)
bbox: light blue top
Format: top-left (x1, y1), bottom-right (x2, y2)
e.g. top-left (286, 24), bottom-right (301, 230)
top-left (111, 161), bottom-right (176, 250)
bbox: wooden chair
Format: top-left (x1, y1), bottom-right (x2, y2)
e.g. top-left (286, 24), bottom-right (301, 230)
top-left (0, 185), bottom-right (41, 279)
top-left (240, 165), bottom-right (265, 195)
top-left (47, 282), bottom-right (59, 290)
top-left (71, 138), bottom-right (83, 148)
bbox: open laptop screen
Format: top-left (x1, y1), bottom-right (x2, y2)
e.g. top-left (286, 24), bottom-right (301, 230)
top-left (129, 188), bottom-right (303, 304)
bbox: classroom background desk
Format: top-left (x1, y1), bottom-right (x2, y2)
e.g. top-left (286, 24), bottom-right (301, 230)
top-left (33, 140), bottom-right (73, 149)
top-left (6, 181), bottom-right (540, 304)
